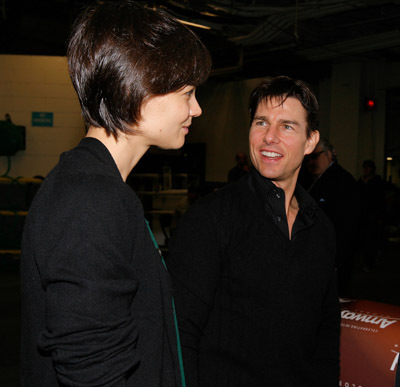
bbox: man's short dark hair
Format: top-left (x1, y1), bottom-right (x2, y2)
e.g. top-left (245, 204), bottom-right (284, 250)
top-left (317, 137), bottom-right (336, 161)
top-left (318, 137), bottom-right (335, 154)
top-left (248, 76), bottom-right (319, 138)
top-left (67, 1), bottom-right (211, 138)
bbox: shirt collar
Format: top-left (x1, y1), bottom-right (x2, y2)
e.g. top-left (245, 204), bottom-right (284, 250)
top-left (250, 167), bottom-right (318, 219)
top-left (250, 167), bottom-right (279, 197)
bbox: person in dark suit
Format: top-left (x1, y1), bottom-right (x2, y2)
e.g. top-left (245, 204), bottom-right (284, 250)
top-left (357, 159), bottom-right (386, 271)
top-left (305, 137), bottom-right (359, 296)
top-left (167, 76), bottom-right (340, 387)
top-left (227, 152), bottom-right (250, 182)
top-left (20, 2), bottom-right (211, 386)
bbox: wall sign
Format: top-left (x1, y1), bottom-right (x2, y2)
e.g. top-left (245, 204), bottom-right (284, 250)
top-left (31, 112), bottom-right (53, 127)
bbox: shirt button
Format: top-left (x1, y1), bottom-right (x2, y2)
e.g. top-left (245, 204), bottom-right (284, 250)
top-left (277, 216), bottom-right (281, 222)
top-left (276, 193), bottom-right (281, 199)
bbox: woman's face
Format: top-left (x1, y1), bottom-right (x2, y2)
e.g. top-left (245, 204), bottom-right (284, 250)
top-left (137, 86), bottom-right (202, 149)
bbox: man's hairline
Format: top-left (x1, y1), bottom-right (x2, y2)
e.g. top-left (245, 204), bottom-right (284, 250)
top-left (251, 95), bottom-right (318, 138)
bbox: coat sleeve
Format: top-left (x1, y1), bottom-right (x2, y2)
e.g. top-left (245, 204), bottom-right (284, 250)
top-left (166, 202), bottom-right (223, 387)
top-left (35, 177), bottom-right (140, 386)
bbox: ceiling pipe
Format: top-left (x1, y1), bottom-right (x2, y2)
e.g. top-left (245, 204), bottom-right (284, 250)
top-left (210, 46), bottom-right (244, 76)
top-left (299, 30), bottom-right (400, 61)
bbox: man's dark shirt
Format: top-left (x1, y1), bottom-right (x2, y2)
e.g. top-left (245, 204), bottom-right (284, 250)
top-left (167, 168), bottom-right (340, 387)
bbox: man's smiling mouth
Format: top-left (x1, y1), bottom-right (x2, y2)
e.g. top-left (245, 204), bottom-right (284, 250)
top-left (261, 151), bottom-right (282, 158)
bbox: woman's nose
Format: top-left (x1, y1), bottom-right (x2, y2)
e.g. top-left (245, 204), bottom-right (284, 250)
top-left (190, 96), bottom-right (202, 117)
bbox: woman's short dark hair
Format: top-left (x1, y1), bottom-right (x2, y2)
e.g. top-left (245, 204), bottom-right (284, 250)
top-left (248, 76), bottom-right (319, 138)
top-left (67, 1), bottom-right (211, 138)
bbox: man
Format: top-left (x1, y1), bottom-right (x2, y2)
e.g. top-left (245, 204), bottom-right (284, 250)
top-left (167, 76), bottom-right (340, 386)
top-left (227, 151), bottom-right (250, 182)
top-left (357, 160), bottom-right (385, 271)
top-left (305, 138), bottom-right (359, 296)
top-left (20, 2), bottom-right (210, 386)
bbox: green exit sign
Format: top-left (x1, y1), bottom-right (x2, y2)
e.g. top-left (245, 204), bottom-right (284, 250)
top-left (32, 112), bottom-right (53, 127)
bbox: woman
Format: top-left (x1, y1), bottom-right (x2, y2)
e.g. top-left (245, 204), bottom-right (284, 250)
top-left (20, 2), bottom-right (211, 386)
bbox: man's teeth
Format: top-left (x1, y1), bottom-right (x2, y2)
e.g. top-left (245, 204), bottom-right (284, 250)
top-left (261, 151), bottom-right (281, 157)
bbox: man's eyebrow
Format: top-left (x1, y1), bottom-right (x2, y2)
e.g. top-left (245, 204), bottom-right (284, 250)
top-left (280, 119), bottom-right (301, 126)
top-left (253, 115), bottom-right (267, 121)
top-left (252, 117), bottom-right (303, 126)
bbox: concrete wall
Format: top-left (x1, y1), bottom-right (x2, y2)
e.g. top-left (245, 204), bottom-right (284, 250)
top-left (1, 54), bottom-right (399, 184)
top-left (0, 55), bottom-right (84, 178)
top-left (188, 78), bottom-right (261, 182)
top-left (328, 59), bottom-right (388, 178)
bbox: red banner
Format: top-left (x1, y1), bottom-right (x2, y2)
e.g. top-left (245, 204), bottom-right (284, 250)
top-left (340, 299), bottom-right (400, 387)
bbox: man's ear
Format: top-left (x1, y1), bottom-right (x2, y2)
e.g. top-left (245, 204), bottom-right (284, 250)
top-left (305, 130), bottom-right (320, 156)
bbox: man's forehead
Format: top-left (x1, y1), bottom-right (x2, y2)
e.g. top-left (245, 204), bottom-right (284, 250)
top-left (255, 96), bottom-right (307, 119)
top-left (258, 95), bottom-right (299, 107)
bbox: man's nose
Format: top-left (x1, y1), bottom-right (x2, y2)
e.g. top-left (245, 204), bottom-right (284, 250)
top-left (263, 124), bottom-right (279, 144)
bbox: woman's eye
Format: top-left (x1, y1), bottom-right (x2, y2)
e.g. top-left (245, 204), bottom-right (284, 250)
top-left (185, 89), bottom-right (194, 97)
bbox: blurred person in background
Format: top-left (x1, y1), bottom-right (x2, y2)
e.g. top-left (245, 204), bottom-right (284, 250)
top-left (227, 151), bottom-right (250, 182)
top-left (357, 159), bottom-right (386, 271)
top-left (305, 137), bottom-right (359, 296)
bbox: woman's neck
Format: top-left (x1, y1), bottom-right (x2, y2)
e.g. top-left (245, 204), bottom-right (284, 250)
top-left (86, 126), bottom-right (149, 181)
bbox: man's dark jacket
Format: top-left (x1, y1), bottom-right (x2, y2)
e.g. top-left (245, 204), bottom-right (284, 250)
top-left (167, 169), bottom-right (340, 387)
top-left (20, 138), bottom-right (182, 386)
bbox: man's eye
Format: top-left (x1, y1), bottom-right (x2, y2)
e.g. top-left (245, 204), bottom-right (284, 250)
top-left (186, 89), bottom-right (194, 96)
top-left (283, 124), bottom-right (293, 130)
top-left (255, 121), bottom-right (266, 126)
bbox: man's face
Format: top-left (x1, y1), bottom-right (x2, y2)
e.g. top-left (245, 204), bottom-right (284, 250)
top-left (306, 145), bottom-right (333, 177)
top-left (249, 97), bottom-right (319, 191)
